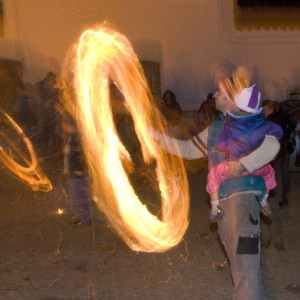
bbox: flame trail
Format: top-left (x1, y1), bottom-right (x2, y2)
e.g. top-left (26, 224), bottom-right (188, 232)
top-left (63, 24), bottom-right (189, 252)
top-left (0, 108), bottom-right (52, 192)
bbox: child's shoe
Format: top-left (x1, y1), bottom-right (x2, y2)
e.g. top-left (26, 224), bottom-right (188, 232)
top-left (209, 206), bottom-right (224, 223)
top-left (260, 202), bottom-right (272, 217)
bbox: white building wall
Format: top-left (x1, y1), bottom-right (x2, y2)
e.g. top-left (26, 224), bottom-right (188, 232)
top-left (0, 0), bottom-right (300, 110)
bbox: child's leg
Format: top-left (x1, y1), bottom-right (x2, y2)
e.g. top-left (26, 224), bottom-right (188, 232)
top-left (206, 162), bottom-right (230, 223)
top-left (260, 192), bottom-right (272, 217)
top-left (261, 192), bottom-right (269, 206)
top-left (210, 192), bottom-right (219, 211)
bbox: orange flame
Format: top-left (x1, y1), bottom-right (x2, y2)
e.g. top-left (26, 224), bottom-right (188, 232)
top-left (0, 108), bottom-right (52, 192)
top-left (63, 24), bottom-right (189, 252)
top-left (56, 208), bottom-right (64, 215)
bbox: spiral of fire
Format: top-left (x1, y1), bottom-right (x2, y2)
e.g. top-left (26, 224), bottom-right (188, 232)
top-left (0, 108), bottom-right (52, 192)
top-left (63, 24), bottom-right (189, 252)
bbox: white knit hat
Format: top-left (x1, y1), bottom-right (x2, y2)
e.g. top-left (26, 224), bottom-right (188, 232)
top-left (234, 84), bottom-right (261, 113)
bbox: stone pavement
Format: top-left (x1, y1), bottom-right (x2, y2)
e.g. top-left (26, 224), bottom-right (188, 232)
top-left (0, 158), bottom-right (299, 299)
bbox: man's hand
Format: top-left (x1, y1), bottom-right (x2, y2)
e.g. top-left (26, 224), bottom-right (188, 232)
top-left (222, 160), bottom-right (245, 178)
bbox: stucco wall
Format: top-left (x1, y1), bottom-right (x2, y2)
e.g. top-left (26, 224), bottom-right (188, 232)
top-left (1, 0), bottom-right (300, 110)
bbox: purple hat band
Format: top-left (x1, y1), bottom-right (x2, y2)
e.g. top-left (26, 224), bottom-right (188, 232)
top-left (248, 84), bottom-right (259, 109)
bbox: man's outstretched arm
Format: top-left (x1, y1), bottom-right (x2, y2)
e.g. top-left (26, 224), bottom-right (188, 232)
top-left (151, 127), bottom-right (209, 160)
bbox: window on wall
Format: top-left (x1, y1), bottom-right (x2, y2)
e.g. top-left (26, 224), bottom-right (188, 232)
top-left (219, 1), bottom-right (300, 44)
top-left (237, 0), bottom-right (300, 7)
top-left (0, 1), bottom-right (3, 37)
top-left (234, 0), bottom-right (300, 31)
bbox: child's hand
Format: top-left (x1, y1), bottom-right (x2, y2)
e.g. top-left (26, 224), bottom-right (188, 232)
top-left (223, 160), bottom-right (244, 178)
